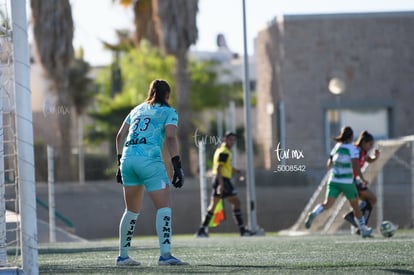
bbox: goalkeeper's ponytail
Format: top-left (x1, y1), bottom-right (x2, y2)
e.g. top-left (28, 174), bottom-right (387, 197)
top-left (145, 79), bottom-right (171, 107)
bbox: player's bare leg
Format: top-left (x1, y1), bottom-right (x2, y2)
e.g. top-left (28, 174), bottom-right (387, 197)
top-left (359, 189), bottom-right (376, 222)
top-left (344, 189), bottom-right (377, 230)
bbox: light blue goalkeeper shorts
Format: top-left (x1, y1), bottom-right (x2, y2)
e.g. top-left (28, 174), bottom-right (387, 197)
top-left (120, 156), bottom-right (170, 192)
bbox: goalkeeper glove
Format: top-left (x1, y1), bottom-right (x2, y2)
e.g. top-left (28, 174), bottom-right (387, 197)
top-left (116, 154), bottom-right (123, 184)
top-left (171, 156), bottom-right (184, 188)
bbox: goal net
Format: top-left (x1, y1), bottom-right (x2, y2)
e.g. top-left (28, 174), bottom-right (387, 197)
top-left (288, 135), bottom-right (414, 235)
top-left (1, 0), bottom-right (38, 273)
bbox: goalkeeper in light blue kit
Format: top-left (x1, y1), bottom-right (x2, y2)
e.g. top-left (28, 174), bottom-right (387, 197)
top-left (304, 126), bottom-right (373, 238)
top-left (115, 79), bottom-right (188, 266)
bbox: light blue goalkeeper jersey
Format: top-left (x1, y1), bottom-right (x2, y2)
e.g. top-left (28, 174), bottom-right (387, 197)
top-left (328, 142), bottom-right (359, 184)
top-left (121, 102), bottom-right (178, 158)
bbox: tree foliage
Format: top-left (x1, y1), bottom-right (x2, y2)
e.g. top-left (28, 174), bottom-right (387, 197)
top-left (86, 42), bottom-right (174, 145)
top-left (86, 41), bottom-right (241, 147)
top-left (190, 59), bottom-right (243, 110)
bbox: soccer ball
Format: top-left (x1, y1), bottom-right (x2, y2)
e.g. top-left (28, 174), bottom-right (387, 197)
top-left (380, 220), bottom-right (396, 238)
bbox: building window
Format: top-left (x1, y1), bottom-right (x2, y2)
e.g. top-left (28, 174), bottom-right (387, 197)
top-left (325, 107), bottom-right (390, 153)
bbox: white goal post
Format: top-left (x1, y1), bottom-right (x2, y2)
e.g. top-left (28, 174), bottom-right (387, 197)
top-left (12, 0), bottom-right (38, 273)
top-left (0, 0), bottom-right (38, 274)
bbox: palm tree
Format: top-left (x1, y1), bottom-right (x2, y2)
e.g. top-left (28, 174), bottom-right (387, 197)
top-left (132, 0), bottom-right (161, 47)
top-left (31, 0), bottom-right (74, 181)
top-left (116, 0), bottom-right (161, 47)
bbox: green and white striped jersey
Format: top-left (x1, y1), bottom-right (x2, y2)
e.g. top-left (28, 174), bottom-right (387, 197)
top-left (328, 142), bottom-right (359, 184)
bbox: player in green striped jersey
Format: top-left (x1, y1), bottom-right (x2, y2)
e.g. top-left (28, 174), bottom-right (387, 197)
top-left (304, 126), bottom-right (373, 238)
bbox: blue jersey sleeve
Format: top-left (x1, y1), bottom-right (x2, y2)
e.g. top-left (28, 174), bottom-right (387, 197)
top-left (165, 108), bottom-right (178, 127)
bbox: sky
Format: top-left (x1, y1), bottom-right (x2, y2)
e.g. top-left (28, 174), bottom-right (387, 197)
top-left (69, 0), bottom-right (414, 66)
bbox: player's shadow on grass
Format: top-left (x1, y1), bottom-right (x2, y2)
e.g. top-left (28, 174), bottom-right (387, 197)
top-left (38, 247), bottom-right (117, 254)
top-left (199, 264), bottom-right (281, 269)
top-left (38, 246), bottom-right (154, 254)
top-left (380, 269), bottom-right (414, 275)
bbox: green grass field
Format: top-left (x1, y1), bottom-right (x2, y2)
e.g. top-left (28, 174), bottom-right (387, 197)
top-left (37, 230), bottom-right (414, 274)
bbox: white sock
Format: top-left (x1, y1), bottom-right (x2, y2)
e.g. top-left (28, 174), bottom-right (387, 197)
top-left (312, 204), bottom-right (324, 215)
top-left (357, 216), bottom-right (367, 229)
top-left (156, 207), bottom-right (172, 258)
top-left (119, 210), bottom-right (139, 258)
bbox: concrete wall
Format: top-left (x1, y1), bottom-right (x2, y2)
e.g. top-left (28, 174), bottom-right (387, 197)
top-left (30, 178), bottom-right (412, 240)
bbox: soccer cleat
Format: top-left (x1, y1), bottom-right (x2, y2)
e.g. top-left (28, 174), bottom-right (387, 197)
top-left (195, 227), bottom-right (209, 238)
top-left (241, 228), bottom-right (255, 237)
top-left (305, 212), bottom-right (316, 229)
top-left (360, 226), bottom-right (373, 238)
top-left (116, 256), bottom-right (141, 266)
top-left (158, 255), bottom-right (189, 266)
